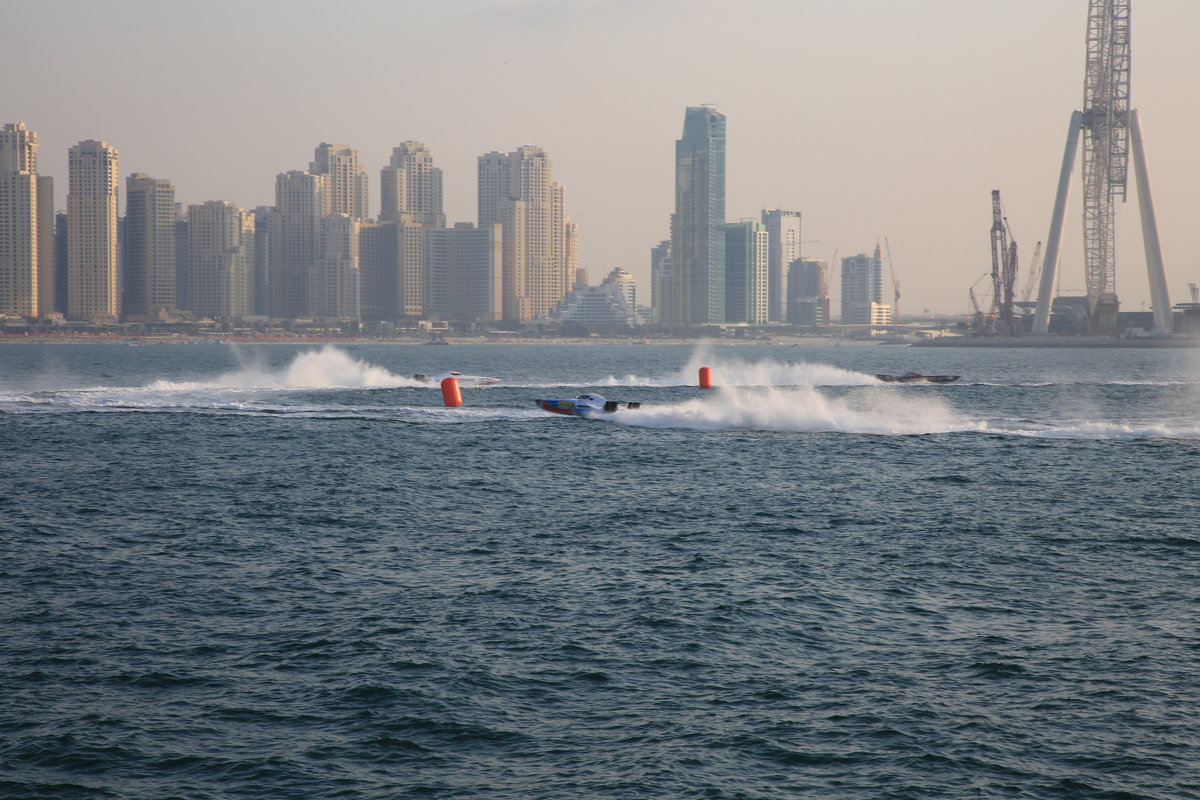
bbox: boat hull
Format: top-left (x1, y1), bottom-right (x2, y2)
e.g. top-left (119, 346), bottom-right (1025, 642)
top-left (875, 373), bottom-right (961, 384)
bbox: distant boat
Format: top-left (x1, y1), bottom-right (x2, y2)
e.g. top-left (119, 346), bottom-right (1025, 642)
top-left (424, 338), bottom-right (450, 345)
top-left (875, 371), bottom-right (960, 384)
top-left (536, 393), bottom-right (641, 418)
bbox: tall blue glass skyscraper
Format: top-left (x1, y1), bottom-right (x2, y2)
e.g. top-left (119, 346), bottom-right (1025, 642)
top-left (669, 106), bottom-right (725, 326)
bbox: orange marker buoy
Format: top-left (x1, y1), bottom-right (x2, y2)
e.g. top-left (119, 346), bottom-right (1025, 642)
top-left (699, 366), bottom-right (713, 389)
top-left (441, 376), bottom-right (463, 407)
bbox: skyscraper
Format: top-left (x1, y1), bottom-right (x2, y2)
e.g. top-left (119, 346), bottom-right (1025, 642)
top-left (124, 173), bottom-right (177, 318)
top-left (310, 143), bottom-right (368, 221)
top-left (724, 220), bottom-right (769, 324)
top-left (761, 209), bottom-right (801, 323)
top-left (841, 245), bottom-right (888, 324)
top-left (0, 123), bottom-right (39, 317)
top-left (188, 200), bottom-right (255, 320)
top-left (68, 140), bottom-right (120, 322)
top-left (669, 106), bottom-right (726, 326)
top-left (268, 170), bottom-right (322, 318)
top-left (478, 145), bottom-right (574, 322)
top-left (380, 142), bottom-right (445, 226)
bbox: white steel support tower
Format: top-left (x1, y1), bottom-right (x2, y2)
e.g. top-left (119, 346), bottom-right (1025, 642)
top-left (1033, 0), bottom-right (1171, 335)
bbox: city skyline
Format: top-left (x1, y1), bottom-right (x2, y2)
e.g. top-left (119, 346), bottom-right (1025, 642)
top-left (5, 0), bottom-right (1200, 315)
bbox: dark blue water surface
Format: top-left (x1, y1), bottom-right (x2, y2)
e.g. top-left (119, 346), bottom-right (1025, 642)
top-left (2, 343), bottom-right (1198, 799)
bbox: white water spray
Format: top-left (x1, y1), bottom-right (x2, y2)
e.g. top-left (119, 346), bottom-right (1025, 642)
top-left (146, 346), bottom-right (416, 390)
top-left (612, 385), bottom-right (979, 435)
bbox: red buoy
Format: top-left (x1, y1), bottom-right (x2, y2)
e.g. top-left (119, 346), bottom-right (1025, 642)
top-left (699, 366), bottom-right (713, 389)
top-left (441, 376), bottom-right (463, 407)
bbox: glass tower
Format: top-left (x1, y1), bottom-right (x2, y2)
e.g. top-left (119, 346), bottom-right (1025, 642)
top-left (669, 106), bottom-right (725, 326)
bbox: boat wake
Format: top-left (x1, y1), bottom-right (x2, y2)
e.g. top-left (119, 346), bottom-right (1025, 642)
top-left (0, 347), bottom-right (490, 414)
top-left (597, 351), bottom-right (877, 388)
top-left (609, 385), bottom-right (977, 435)
top-left (147, 346), bottom-right (417, 390)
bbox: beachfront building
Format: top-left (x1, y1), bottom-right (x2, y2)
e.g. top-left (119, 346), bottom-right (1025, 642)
top-left (124, 173), bottom-right (177, 319)
top-left (0, 123), bottom-right (40, 317)
top-left (67, 139), bottom-right (120, 322)
top-left (549, 267), bottom-right (646, 328)
top-left (478, 145), bottom-right (576, 323)
top-left (187, 200), bottom-right (255, 320)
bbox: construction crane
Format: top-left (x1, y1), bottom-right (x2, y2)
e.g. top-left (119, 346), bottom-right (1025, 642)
top-left (884, 238), bottom-right (901, 329)
top-left (989, 190), bottom-right (1019, 336)
top-left (968, 272), bottom-right (991, 335)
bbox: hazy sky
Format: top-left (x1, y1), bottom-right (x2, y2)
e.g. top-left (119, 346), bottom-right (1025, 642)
top-left (6, 0), bottom-right (1199, 315)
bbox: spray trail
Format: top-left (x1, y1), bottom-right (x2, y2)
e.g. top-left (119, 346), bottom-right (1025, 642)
top-left (147, 346), bottom-right (415, 390)
top-left (611, 385), bottom-right (978, 434)
top-left (598, 349), bottom-right (876, 387)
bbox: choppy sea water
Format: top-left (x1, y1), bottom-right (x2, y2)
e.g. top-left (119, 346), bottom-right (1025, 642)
top-left (1, 342), bottom-right (1198, 799)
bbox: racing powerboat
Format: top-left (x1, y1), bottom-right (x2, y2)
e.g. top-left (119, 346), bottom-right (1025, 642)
top-left (875, 371), bottom-right (960, 384)
top-left (536, 393), bottom-right (641, 418)
top-left (414, 370), bottom-right (501, 386)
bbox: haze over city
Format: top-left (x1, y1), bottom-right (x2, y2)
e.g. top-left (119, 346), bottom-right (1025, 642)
top-left (6, 0), bottom-right (1199, 315)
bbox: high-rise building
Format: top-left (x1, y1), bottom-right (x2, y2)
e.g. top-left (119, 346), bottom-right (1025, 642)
top-left (36, 175), bottom-right (55, 316)
top-left (478, 145), bottom-right (575, 322)
top-left (312, 213), bottom-right (361, 320)
top-left (0, 123), bottom-right (40, 317)
top-left (761, 209), bottom-right (801, 323)
top-left (187, 200), bottom-right (254, 320)
top-left (788, 257), bottom-right (830, 326)
top-left (311, 143), bottom-right (368, 221)
top-left (724, 220), bottom-right (769, 324)
top-left (425, 222), bottom-right (503, 323)
top-left (380, 141), bottom-right (445, 226)
top-left (669, 106), bottom-right (726, 326)
top-left (268, 170), bottom-right (323, 318)
top-left (841, 245), bottom-right (888, 324)
top-left (650, 240), bottom-right (671, 324)
top-left (67, 140), bottom-right (120, 322)
top-left (251, 206), bottom-right (271, 316)
top-left (124, 174), bottom-right (177, 319)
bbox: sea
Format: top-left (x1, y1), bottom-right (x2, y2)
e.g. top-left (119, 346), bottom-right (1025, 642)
top-left (1, 341), bottom-right (1198, 800)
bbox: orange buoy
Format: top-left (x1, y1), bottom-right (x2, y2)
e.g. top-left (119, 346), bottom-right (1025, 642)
top-left (699, 366), bottom-right (713, 389)
top-left (441, 376), bottom-right (463, 407)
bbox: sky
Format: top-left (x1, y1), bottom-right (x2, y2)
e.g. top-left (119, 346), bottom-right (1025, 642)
top-left (5, 0), bottom-right (1199, 316)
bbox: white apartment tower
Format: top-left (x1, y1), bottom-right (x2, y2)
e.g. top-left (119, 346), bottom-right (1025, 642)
top-left (125, 174), bottom-right (177, 318)
top-left (380, 141), bottom-right (445, 226)
top-left (68, 140), bottom-right (120, 322)
top-left (478, 145), bottom-right (575, 322)
top-left (188, 200), bottom-right (255, 320)
top-left (0, 123), bottom-right (40, 316)
top-left (268, 170), bottom-right (323, 318)
top-left (310, 143), bottom-right (368, 221)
